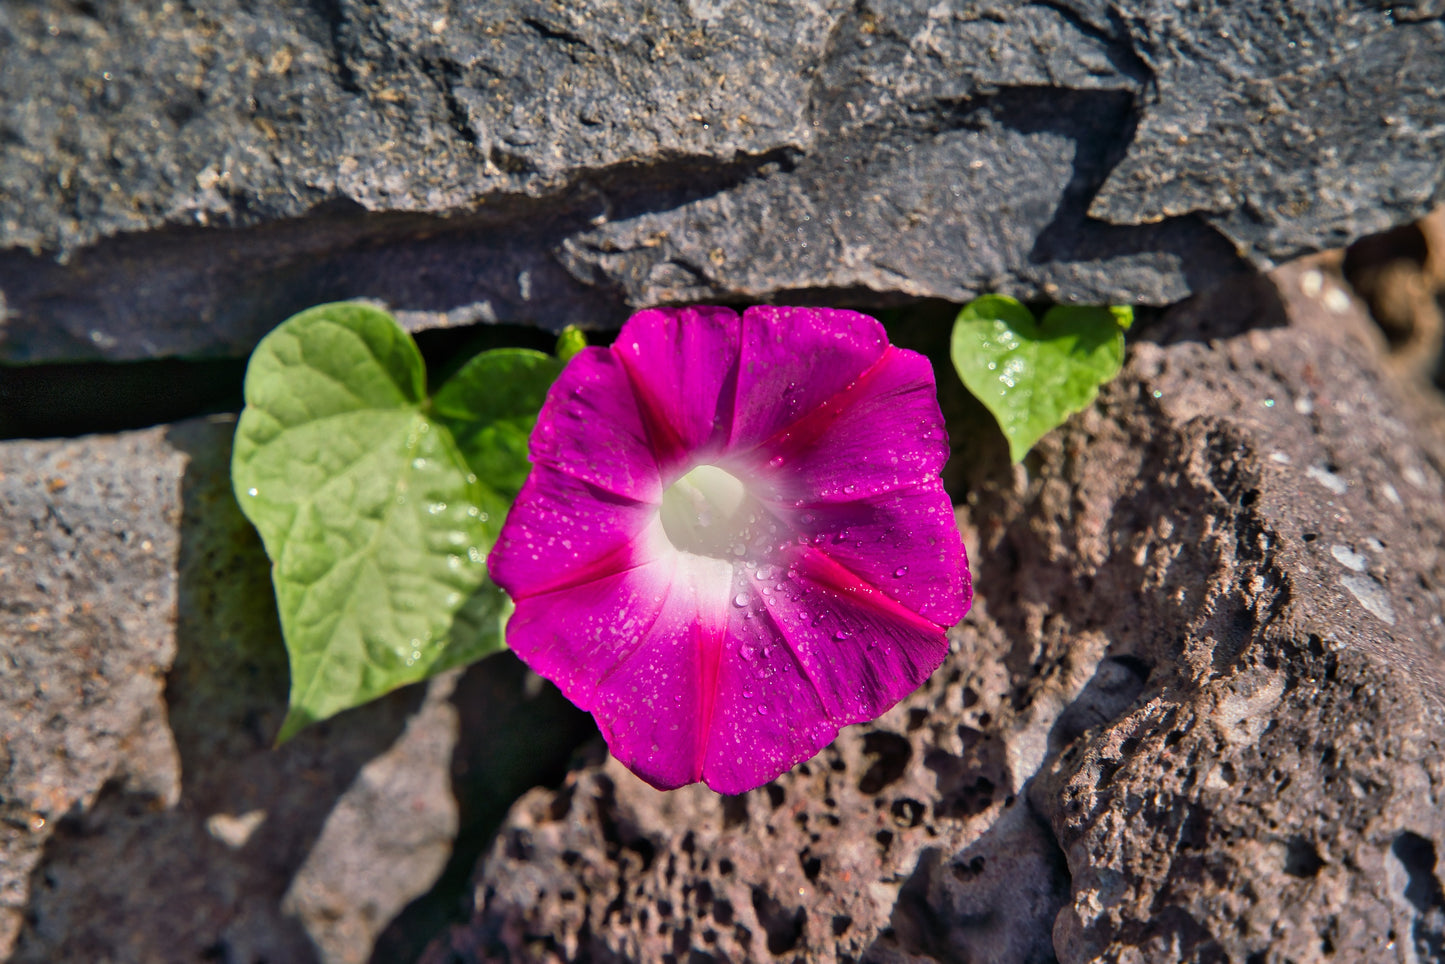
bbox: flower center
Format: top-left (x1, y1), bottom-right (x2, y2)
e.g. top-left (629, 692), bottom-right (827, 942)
top-left (659, 464), bottom-right (751, 559)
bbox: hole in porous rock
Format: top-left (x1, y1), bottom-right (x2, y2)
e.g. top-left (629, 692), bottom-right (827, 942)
top-left (950, 855), bottom-right (987, 880)
top-left (627, 836), bottom-right (657, 873)
top-left (765, 783), bottom-right (786, 809)
top-left (505, 828), bottom-right (533, 861)
top-left (721, 794), bottom-right (749, 829)
top-left (548, 784), bottom-right (576, 822)
top-left (750, 886), bottom-right (807, 956)
top-left (718, 859), bottom-right (735, 877)
top-left (1284, 836), bottom-right (1325, 878)
top-left (713, 898), bottom-right (734, 925)
top-left (907, 708), bottom-right (929, 731)
top-left (858, 731), bottom-right (913, 794)
top-left (1392, 828), bottom-right (1445, 956)
top-left (832, 914), bottom-right (853, 937)
top-left (891, 798), bottom-right (925, 827)
top-left (801, 852), bottom-right (822, 880)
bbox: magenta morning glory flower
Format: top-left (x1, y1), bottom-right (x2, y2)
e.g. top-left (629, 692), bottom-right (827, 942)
top-left (488, 306), bottom-right (971, 794)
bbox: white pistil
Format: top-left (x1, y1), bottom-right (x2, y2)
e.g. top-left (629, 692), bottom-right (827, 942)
top-left (659, 464), bottom-right (751, 559)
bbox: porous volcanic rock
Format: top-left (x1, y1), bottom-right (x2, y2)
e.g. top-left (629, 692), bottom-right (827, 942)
top-left (418, 262), bottom-right (1445, 962)
top-left (2, 1), bottom-right (1442, 362)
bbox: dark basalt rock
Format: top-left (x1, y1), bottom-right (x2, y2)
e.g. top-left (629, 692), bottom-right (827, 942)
top-left (418, 259), bottom-right (1445, 963)
top-left (2, 1), bottom-right (1442, 362)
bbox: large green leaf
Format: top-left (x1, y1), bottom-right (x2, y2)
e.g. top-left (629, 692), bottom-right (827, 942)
top-left (232, 303), bottom-right (511, 741)
top-left (950, 295), bottom-right (1129, 463)
top-left (430, 348), bottom-right (562, 505)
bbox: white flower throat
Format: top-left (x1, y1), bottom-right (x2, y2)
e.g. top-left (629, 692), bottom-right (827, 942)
top-left (659, 463), bottom-right (753, 559)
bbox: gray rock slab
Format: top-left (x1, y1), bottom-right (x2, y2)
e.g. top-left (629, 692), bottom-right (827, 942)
top-left (0, 427), bottom-right (185, 956)
top-left (419, 260), bottom-right (1445, 962)
top-left (1, 417), bottom-right (593, 963)
top-left (2, 1), bottom-right (1442, 362)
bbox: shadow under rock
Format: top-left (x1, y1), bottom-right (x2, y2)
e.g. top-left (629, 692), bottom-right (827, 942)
top-left (869, 796), bottom-right (1069, 964)
top-left (14, 417), bottom-right (423, 963)
top-left (368, 656), bottom-right (596, 964)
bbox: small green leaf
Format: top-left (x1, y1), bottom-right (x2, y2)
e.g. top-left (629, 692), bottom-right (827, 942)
top-left (1109, 305), bottom-right (1134, 331)
top-left (232, 302), bottom-right (509, 741)
top-left (556, 326), bottom-right (588, 362)
top-left (950, 295), bottom-right (1126, 463)
top-left (431, 348), bottom-right (562, 504)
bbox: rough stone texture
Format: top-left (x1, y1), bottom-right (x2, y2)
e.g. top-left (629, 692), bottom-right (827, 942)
top-left (2, 1), bottom-right (1442, 362)
top-left (419, 260), bottom-right (1445, 963)
top-left (1, 417), bottom-right (594, 963)
top-left (0, 427), bottom-right (186, 955)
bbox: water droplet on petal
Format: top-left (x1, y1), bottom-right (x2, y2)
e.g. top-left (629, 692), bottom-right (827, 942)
top-left (733, 593), bottom-right (749, 607)
top-left (894, 566), bottom-right (908, 577)
top-left (768, 455), bottom-right (785, 468)
top-left (834, 629), bottom-right (851, 641)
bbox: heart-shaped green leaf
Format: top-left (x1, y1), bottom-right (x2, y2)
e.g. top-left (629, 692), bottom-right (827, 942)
top-left (950, 295), bottom-right (1128, 463)
top-left (232, 302), bottom-right (543, 741)
top-left (430, 348), bottom-right (561, 505)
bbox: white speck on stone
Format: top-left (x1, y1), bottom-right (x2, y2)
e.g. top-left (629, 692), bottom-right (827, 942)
top-left (1300, 269), bottom-right (1324, 298)
top-left (206, 810), bottom-right (268, 849)
top-left (1340, 574), bottom-right (1395, 625)
top-left (1269, 452), bottom-right (1291, 465)
top-left (1323, 287), bottom-right (1351, 314)
top-left (1403, 465), bottom-right (1429, 489)
top-left (1365, 538), bottom-right (1386, 553)
top-left (1330, 544), bottom-right (1367, 572)
top-left (1307, 465), bottom-right (1348, 494)
top-left (1294, 396), bottom-right (1314, 415)
top-left (1381, 483), bottom-right (1401, 506)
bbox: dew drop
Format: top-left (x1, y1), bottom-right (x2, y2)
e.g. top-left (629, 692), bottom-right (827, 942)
top-left (412, 457), bottom-right (428, 470)
top-left (733, 593), bottom-right (749, 607)
top-left (246, 487), bottom-right (258, 497)
top-left (894, 566), bottom-right (908, 577)
top-left (834, 629), bottom-right (851, 641)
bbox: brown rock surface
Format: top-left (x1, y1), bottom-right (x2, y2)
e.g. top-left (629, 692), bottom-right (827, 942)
top-left (421, 260), bottom-right (1445, 963)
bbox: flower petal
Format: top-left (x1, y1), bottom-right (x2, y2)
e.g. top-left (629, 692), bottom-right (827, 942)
top-left (786, 478), bottom-right (970, 626)
top-left (697, 547), bottom-right (951, 793)
top-left (728, 307), bottom-right (888, 451)
top-left (591, 552), bottom-right (735, 789)
top-left (755, 546), bottom-right (949, 721)
top-left (701, 597), bottom-right (836, 794)
top-left (735, 345), bottom-right (949, 503)
top-left (614, 307), bottom-right (742, 471)
top-left (530, 346), bottom-right (662, 501)
top-left (487, 463), bottom-right (663, 600)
